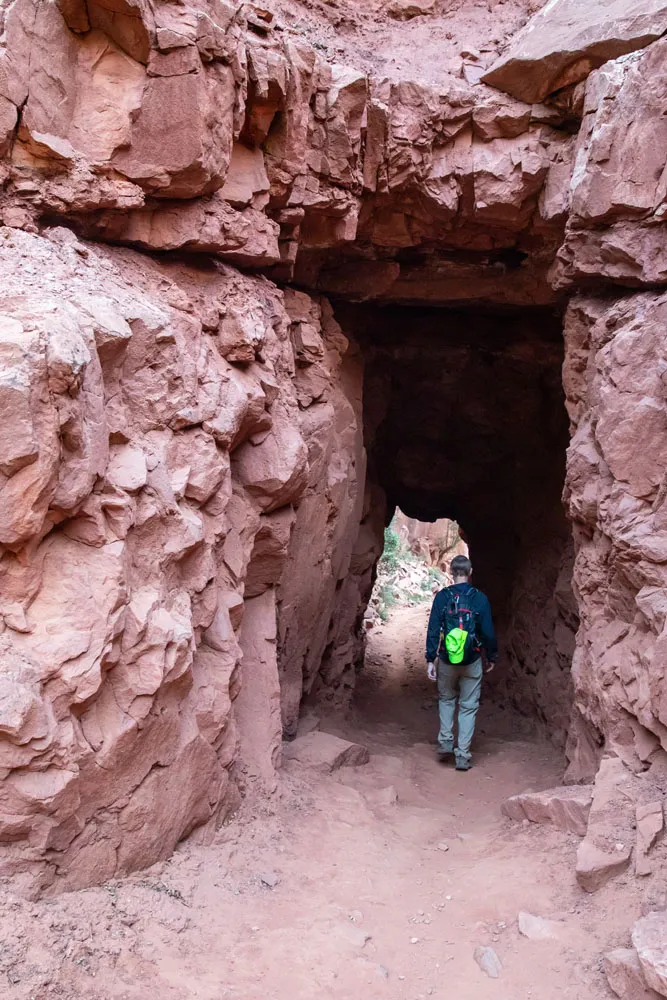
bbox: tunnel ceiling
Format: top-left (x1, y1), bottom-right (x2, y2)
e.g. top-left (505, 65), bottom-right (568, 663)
top-left (337, 302), bottom-right (567, 523)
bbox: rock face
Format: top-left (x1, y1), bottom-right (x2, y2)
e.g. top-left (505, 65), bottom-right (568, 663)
top-left (392, 513), bottom-right (467, 572)
top-left (558, 36), bottom-right (667, 775)
top-left (1, 0), bottom-right (667, 910)
top-left (603, 947), bottom-right (662, 1000)
top-left (0, 226), bottom-right (369, 895)
top-left (483, 0), bottom-right (667, 103)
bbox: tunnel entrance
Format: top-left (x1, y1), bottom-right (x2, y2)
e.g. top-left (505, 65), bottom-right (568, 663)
top-left (338, 301), bottom-right (579, 749)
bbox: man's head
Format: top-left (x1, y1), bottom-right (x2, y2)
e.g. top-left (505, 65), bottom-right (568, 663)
top-left (450, 555), bottom-right (472, 582)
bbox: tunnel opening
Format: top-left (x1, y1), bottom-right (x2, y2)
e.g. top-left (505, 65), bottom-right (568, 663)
top-left (366, 512), bottom-right (466, 625)
top-left (335, 300), bottom-right (579, 751)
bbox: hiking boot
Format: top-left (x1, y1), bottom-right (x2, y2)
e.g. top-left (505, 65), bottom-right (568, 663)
top-left (455, 755), bottom-right (471, 771)
top-left (436, 747), bottom-right (454, 763)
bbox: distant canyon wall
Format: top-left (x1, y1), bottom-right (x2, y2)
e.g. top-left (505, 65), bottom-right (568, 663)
top-left (392, 513), bottom-right (467, 572)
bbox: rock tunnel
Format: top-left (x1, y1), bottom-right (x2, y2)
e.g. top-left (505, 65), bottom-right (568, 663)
top-left (0, 0), bottom-right (666, 925)
top-left (342, 300), bottom-right (577, 747)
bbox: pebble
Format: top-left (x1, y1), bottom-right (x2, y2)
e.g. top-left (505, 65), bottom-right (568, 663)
top-left (410, 937), bottom-right (420, 944)
top-left (474, 946), bottom-right (502, 979)
top-left (437, 842), bottom-right (449, 852)
top-left (518, 911), bottom-right (561, 941)
top-left (376, 964), bottom-right (389, 980)
top-left (259, 871), bottom-right (280, 889)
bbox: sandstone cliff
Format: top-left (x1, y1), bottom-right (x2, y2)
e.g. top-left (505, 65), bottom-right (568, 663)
top-left (0, 0), bottom-right (666, 909)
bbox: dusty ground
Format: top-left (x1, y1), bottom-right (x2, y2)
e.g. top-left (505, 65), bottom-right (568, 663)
top-left (0, 603), bottom-right (650, 999)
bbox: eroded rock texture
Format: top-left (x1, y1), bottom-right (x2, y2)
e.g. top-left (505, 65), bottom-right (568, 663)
top-left (557, 38), bottom-right (667, 779)
top-left (0, 226), bottom-right (369, 894)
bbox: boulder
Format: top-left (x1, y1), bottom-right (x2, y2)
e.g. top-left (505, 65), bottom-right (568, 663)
top-left (502, 784), bottom-right (593, 836)
top-left (576, 840), bottom-right (633, 894)
top-left (386, 0), bottom-right (435, 20)
top-left (575, 757), bottom-right (637, 892)
top-left (282, 732), bottom-right (370, 774)
top-left (633, 912), bottom-right (667, 997)
top-left (603, 947), bottom-right (662, 1000)
top-left (482, 0), bottom-right (667, 103)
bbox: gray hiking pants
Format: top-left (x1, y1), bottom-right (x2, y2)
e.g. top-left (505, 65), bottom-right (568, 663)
top-left (437, 656), bottom-right (483, 761)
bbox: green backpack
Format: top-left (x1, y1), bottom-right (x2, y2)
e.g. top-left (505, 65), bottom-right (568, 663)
top-left (440, 587), bottom-right (481, 666)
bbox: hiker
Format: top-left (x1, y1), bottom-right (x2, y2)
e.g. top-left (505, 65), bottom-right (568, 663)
top-left (425, 555), bottom-right (497, 771)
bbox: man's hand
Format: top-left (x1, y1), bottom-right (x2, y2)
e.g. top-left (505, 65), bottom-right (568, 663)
top-left (427, 661), bottom-right (437, 681)
top-left (485, 660), bottom-right (496, 675)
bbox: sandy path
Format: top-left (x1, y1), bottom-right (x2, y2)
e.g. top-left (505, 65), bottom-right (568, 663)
top-left (1, 603), bottom-right (639, 999)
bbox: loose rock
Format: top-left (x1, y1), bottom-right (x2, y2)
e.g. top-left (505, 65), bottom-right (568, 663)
top-left (282, 732), bottom-right (370, 774)
top-left (474, 946), bottom-right (502, 979)
top-left (636, 802), bottom-right (664, 877)
top-left (633, 912), bottom-right (667, 997)
top-left (502, 785), bottom-right (593, 837)
top-left (482, 0), bottom-right (667, 103)
top-left (518, 912), bottom-right (562, 941)
top-left (603, 947), bottom-right (662, 1000)
top-left (386, 0), bottom-right (435, 20)
top-left (259, 871), bottom-right (280, 889)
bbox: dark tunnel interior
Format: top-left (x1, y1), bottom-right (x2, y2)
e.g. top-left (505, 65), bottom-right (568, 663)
top-left (336, 301), bottom-right (579, 746)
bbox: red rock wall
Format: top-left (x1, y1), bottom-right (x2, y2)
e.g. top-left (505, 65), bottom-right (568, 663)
top-left (0, 228), bottom-right (370, 895)
top-left (392, 513), bottom-right (467, 571)
top-left (557, 38), bottom-right (667, 779)
top-left (2, 0), bottom-right (667, 891)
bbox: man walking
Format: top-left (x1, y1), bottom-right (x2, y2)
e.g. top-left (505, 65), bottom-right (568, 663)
top-left (425, 555), bottom-right (497, 771)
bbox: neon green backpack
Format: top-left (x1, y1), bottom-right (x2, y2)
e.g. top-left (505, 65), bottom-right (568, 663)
top-left (440, 587), bottom-right (481, 666)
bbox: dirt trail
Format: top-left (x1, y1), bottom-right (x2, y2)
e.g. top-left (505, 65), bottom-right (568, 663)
top-left (0, 604), bottom-right (639, 999)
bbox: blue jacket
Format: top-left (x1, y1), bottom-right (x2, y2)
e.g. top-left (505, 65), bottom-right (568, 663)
top-left (425, 583), bottom-right (497, 664)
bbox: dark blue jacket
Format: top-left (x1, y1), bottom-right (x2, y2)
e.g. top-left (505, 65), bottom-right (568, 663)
top-left (425, 583), bottom-right (497, 664)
